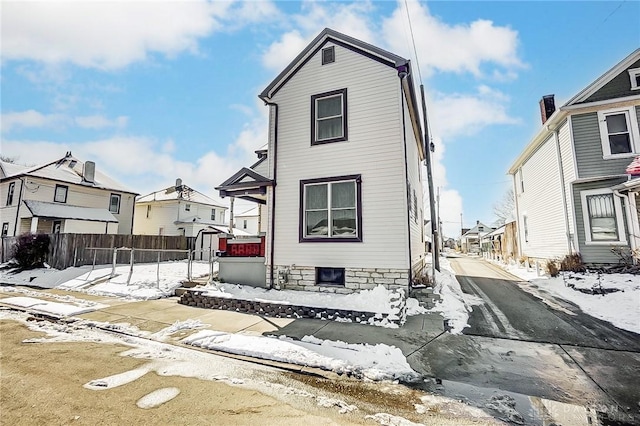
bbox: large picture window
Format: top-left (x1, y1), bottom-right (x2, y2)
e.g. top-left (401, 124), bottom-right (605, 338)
top-left (311, 88), bottom-right (347, 145)
top-left (580, 189), bottom-right (626, 244)
top-left (598, 107), bottom-right (640, 157)
top-left (300, 175), bottom-right (362, 242)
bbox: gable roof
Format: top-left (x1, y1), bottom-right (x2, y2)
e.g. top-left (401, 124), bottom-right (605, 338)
top-left (137, 183), bottom-right (227, 208)
top-left (24, 200), bottom-right (118, 222)
top-left (462, 221), bottom-right (493, 237)
top-left (260, 28), bottom-right (409, 101)
top-left (0, 153), bottom-right (136, 194)
top-left (509, 49), bottom-right (640, 174)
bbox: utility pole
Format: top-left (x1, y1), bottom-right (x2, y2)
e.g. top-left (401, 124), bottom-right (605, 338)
top-left (420, 84), bottom-right (440, 272)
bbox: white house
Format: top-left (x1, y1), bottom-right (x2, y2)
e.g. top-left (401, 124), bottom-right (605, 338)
top-left (233, 206), bottom-right (264, 235)
top-left (461, 221), bottom-right (493, 254)
top-left (133, 179), bottom-right (228, 237)
top-left (508, 49), bottom-right (640, 265)
top-left (217, 28), bottom-right (427, 292)
top-left (0, 152), bottom-right (137, 236)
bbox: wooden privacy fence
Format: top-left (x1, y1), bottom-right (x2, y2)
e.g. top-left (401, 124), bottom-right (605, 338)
top-left (1, 234), bottom-right (196, 270)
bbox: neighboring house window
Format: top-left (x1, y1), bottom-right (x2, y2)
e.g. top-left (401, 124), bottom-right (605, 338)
top-left (580, 189), bottom-right (626, 244)
top-left (109, 194), bottom-right (121, 214)
top-left (1, 222), bottom-right (8, 237)
top-left (52, 220), bottom-right (62, 234)
top-left (316, 267), bottom-right (345, 286)
top-left (54, 185), bottom-right (68, 203)
top-left (159, 227), bottom-right (164, 235)
top-left (413, 190), bottom-right (418, 223)
top-left (243, 219), bottom-right (247, 229)
top-left (523, 215), bottom-right (529, 242)
top-left (408, 182), bottom-right (413, 218)
top-left (300, 175), bottom-right (362, 242)
top-left (597, 107), bottom-right (640, 157)
top-left (321, 46), bottom-right (335, 65)
top-left (211, 209), bottom-right (216, 221)
top-left (629, 67), bottom-right (640, 90)
top-left (519, 169), bottom-right (524, 193)
top-left (146, 205), bottom-right (151, 218)
top-left (185, 203), bottom-right (191, 211)
top-left (6, 182), bottom-right (15, 206)
top-left (311, 88), bottom-right (347, 145)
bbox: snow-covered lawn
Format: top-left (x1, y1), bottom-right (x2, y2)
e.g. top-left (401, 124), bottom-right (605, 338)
top-left (491, 260), bottom-right (640, 334)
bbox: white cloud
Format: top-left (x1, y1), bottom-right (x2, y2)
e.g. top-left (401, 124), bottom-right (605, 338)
top-left (1, 110), bottom-right (66, 133)
top-left (75, 115), bottom-right (128, 129)
top-left (382, 0), bottom-right (523, 77)
top-left (261, 1), bottom-right (376, 71)
top-left (430, 86), bottom-right (519, 139)
top-left (1, 1), bottom-right (277, 70)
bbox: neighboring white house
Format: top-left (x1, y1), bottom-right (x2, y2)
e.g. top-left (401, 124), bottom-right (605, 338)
top-left (233, 206), bottom-right (264, 235)
top-left (217, 28), bottom-right (427, 293)
top-left (0, 152), bottom-right (137, 236)
top-left (133, 179), bottom-right (228, 237)
top-left (461, 221), bottom-right (493, 254)
top-left (508, 49), bottom-right (640, 265)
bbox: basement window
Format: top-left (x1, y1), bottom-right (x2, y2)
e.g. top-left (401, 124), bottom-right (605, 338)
top-left (316, 267), bottom-right (345, 286)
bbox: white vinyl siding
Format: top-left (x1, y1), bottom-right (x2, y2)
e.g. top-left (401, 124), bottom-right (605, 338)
top-left (269, 42), bottom-right (412, 269)
top-left (516, 134), bottom-right (568, 259)
top-left (558, 119), bottom-right (577, 239)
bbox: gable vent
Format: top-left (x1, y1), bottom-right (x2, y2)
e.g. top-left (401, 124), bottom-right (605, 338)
top-left (322, 46), bottom-right (335, 65)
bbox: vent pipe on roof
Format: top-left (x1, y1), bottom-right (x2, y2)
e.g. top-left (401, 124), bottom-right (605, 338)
top-left (539, 95), bottom-right (555, 124)
top-left (83, 161), bottom-right (95, 183)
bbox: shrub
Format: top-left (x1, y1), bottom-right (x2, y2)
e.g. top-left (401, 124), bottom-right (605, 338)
top-left (13, 233), bottom-right (50, 269)
top-left (559, 253), bottom-right (586, 273)
top-left (545, 260), bottom-right (560, 277)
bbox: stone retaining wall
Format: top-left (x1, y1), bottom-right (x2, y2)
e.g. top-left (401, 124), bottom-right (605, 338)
top-left (272, 266), bottom-right (409, 293)
top-left (178, 289), bottom-right (403, 326)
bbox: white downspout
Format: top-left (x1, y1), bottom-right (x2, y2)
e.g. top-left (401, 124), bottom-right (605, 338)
top-left (613, 189), bottom-right (639, 263)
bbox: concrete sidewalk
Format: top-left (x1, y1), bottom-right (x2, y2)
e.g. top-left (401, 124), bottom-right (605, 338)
top-left (0, 282), bottom-right (445, 375)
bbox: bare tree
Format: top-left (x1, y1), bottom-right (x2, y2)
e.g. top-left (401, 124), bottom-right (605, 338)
top-left (493, 187), bottom-right (515, 226)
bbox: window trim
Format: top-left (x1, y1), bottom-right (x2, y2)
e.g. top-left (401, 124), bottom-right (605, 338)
top-left (6, 182), bottom-right (15, 206)
top-left (311, 88), bottom-right (348, 145)
top-left (597, 106), bottom-right (640, 159)
top-left (628, 67), bottom-right (640, 91)
top-left (54, 184), bottom-right (68, 203)
top-left (299, 174), bottom-right (362, 243)
top-left (211, 209), bottom-right (216, 221)
top-left (580, 188), bottom-right (627, 245)
top-left (321, 46), bottom-right (335, 65)
top-left (109, 193), bottom-right (121, 214)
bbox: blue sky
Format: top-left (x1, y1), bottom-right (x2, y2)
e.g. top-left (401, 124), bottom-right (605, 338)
top-left (2, 0), bottom-right (639, 237)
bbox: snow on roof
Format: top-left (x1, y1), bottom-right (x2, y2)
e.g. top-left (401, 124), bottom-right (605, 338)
top-left (137, 184), bottom-right (227, 208)
top-left (207, 225), bottom-right (252, 236)
top-left (0, 161), bottom-right (29, 178)
top-left (24, 200), bottom-right (118, 222)
top-left (234, 207), bottom-right (259, 218)
top-left (1, 155), bottom-right (135, 194)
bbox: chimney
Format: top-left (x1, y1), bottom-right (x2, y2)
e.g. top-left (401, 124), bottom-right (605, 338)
top-left (83, 161), bottom-right (95, 183)
top-left (175, 178), bottom-right (182, 189)
top-left (539, 95), bottom-right (555, 124)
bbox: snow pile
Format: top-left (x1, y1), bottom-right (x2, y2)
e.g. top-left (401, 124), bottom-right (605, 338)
top-left (490, 259), bottom-right (544, 282)
top-left (183, 330), bottom-right (420, 382)
top-left (1, 296), bottom-right (105, 316)
top-left (428, 257), bottom-right (484, 334)
top-left (58, 261), bottom-right (210, 300)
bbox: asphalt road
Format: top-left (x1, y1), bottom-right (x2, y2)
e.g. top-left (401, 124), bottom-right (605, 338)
top-left (408, 255), bottom-right (640, 425)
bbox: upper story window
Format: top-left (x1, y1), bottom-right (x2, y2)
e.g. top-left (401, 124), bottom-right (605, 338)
top-left (322, 46), bottom-right (335, 65)
top-left (6, 182), bottom-right (15, 206)
top-left (628, 67), bottom-right (640, 90)
top-left (146, 205), bottom-right (151, 218)
top-left (311, 88), bottom-right (347, 145)
top-left (243, 219), bottom-right (247, 229)
top-left (413, 190), bottom-right (418, 223)
top-left (211, 209), bottom-right (216, 221)
top-left (54, 185), bottom-right (68, 203)
top-left (1, 222), bottom-right (9, 237)
top-left (597, 107), bottom-right (640, 158)
top-left (185, 203), bottom-right (191, 211)
top-left (109, 193), bottom-right (121, 214)
top-left (300, 175), bottom-right (362, 242)
top-left (519, 169), bottom-right (525, 193)
top-left (581, 189), bottom-right (626, 245)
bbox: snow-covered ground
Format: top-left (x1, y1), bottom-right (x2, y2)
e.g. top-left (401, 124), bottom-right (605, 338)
top-left (491, 259), bottom-right (640, 334)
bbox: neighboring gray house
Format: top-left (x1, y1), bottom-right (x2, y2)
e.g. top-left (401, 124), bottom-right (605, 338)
top-left (508, 49), bottom-right (640, 265)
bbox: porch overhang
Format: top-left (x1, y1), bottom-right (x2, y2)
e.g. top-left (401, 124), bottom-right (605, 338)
top-left (216, 167), bottom-right (273, 205)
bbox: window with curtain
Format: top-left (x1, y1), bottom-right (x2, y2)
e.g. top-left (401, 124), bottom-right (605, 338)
top-left (311, 89), bottom-right (347, 145)
top-left (300, 175), bottom-right (361, 242)
top-left (586, 193), bottom-right (618, 241)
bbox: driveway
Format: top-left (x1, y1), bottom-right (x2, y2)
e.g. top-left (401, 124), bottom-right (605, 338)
top-left (407, 256), bottom-right (640, 425)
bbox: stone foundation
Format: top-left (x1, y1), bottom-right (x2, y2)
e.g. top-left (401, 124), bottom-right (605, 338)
top-left (270, 265), bottom-right (409, 293)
